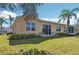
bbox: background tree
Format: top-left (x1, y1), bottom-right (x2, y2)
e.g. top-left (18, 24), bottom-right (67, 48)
top-left (0, 3), bottom-right (16, 29)
top-left (17, 3), bottom-right (42, 19)
top-left (8, 15), bottom-right (14, 28)
top-left (0, 17), bottom-right (8, 29)
top-left (58, 8), bottom-right (79, 34)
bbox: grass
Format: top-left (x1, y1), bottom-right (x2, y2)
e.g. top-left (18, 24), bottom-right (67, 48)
top-left (0, 34), bottom-right (9, 46)
top-left (0, 34), bottom-right (79, 54)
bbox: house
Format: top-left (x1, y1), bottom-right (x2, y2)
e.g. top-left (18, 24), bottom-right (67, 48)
top-left (12, 16), bottom-right (79, 35)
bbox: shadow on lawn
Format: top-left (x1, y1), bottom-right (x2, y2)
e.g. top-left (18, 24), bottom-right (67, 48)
top-left (9, 35), bottom-right (74, 45)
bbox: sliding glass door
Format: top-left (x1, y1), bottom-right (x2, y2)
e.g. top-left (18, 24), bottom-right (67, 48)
top-left (42, 24), bottom-right (51, 35)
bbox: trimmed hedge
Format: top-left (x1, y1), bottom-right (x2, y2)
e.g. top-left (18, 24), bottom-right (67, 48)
top-left (8, 33), bottom-right (40, 40)
top-left (75, 33), bottom-right (79, 35)
top-left (56, 32), bottom-right (69, 37)
top-left (56, 32), bottom-right (76, 37)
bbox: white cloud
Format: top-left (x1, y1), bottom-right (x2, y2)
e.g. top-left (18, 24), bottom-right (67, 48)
top-left (0, 11), bottom-right (16, 19)
top-left (77, 14), bottom-right (79, 18)
top-left (41, 18), bottom-right (76, 25)
top-left (41, 18), bottom-right (58, 22)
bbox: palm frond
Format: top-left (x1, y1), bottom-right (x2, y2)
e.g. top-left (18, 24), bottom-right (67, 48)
top-left (0, 3), bottom-right (17, 12)
top-left (0, 3), bottom-right (7, 10)
top-left (58, 9), bottom-right (70, 18)
top-left (7, 3), bottom-right (17, 12)
top-left (62, 17), bottom-right (67, 23)
top-left (58, 19), bottom-right (62, 23)
top-left (70, 13), bottom-right (77, 19)
top-left (18, 3), bottom-right (42, 17)
top-left (58, 17), bottom-right (64, 23)
top-left (61, 9), bottom-right (70, 15)
top-left (76, 18), bottom-right (79, 25)
top-left (58, 14), bottom-right (64, 18)
top-left (70, 8), bottom-right (79, 13)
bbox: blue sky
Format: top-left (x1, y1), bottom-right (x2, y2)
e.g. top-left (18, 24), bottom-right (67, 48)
top-left (38, 3), bottom-right (79, 19)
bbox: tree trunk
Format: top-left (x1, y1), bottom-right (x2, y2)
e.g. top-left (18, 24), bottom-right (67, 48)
top-left (1, 23), bottom-right (2, 29)
top-left (67, 17), bottom-right (70, 34)
top-left (10, 20), bottom-right (12, 28)
top-left (0, 20), bottom-right (3, 29)
top-left (9, 20), bottom-right (12, 33)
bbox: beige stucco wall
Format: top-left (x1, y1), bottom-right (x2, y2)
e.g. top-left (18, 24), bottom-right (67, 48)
top-left (12, 16), bottom-right (68, 35)
top-left (12, 16), bottom-right (42, 34)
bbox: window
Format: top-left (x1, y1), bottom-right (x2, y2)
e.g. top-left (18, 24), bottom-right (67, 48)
top-left (56, 26), bottom-right (61, 31)
top-left (64, 27), bottom-right (67, 32)
top-left (31, 23), bottom-right (35, 31)
top-left (26, 21), bottom-right (36, 31)
top-left (26, 22), bottom-right (30, 31)
top-left (42, 24), bottom-right (51, 35)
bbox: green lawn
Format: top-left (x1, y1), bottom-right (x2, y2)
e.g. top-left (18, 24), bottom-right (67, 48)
top-left (0, 34), bottom-right (79, 54)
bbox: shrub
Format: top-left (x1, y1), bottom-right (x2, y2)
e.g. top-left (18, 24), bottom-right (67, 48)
top-left (7, 32), bottom-right (14, 36)
top-left (75, 33), bottom-right (79, 36)
top-left (56, 32), bottom-right (69, 37)
top-left (19, 48), bottom-right (47, 55)
top-left (8, 33), bottom-right (39, 40)
top-left (75, 33), bottom-right (79, 38)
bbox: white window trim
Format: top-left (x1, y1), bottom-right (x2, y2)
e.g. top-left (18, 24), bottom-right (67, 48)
top-left (56, 26), bottom-right (61, 32)
top-left (26, 21), bottom-right (35, 31)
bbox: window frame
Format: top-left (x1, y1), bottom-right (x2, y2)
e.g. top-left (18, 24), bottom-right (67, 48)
top-left (26, 21), bottom-right (36, 31)
top-left (56, 26), bottom-right (61, 32)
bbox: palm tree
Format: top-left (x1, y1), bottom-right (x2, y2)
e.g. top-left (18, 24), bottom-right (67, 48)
top-left (58, 8), bottom-right (79, 34)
